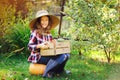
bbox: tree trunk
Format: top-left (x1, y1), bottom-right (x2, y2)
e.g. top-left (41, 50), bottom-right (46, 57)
top-left (107, 57), bottom-right (111, 63)
top-left (103, 46), bottom-right (111, 63)
top-left (79, 50), bottom-right (82, 56)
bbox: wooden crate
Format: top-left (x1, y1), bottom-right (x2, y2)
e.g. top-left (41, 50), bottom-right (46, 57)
top-left (40, 40), bottom-right (70, 56)
top-left (40, 42), bottom-right (55, 56)
top-left (56, 48), bottom-right (70, 55)
top-left (55, 40), bottom-right (70, 55)
top-left (40, 49), bottom-right (55, 56)
top-left (56, 40), bottom-right (70, 48)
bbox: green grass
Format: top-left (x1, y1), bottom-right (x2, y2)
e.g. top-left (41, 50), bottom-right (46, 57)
top-left (0, 54), bottom-right (119, 80)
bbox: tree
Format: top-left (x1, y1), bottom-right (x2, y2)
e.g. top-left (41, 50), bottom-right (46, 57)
top-left (65, 0), bottom-right (120, 63)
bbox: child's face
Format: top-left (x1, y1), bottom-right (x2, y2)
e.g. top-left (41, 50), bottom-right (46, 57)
top-left (40, 16), bottom-right (49, 28)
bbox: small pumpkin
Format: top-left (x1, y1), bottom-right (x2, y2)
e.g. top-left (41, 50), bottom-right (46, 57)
top-left (29, 63), bottom-right (46, 75)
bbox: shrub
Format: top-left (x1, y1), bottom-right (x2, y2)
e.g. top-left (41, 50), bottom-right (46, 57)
top-left (2, 16), bottom-right (31, 57)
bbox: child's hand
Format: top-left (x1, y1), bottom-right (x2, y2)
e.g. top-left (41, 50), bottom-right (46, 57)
top-left (41, 44), bottom-right (49, 49)
top-left (37, 43), bottom-right (49, 49)
top-left (43, 41), bottom-right (49, 45)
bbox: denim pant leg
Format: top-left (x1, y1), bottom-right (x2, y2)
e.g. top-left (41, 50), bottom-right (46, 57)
top-left (37, 53), bottom-right (70, 65)
top-left (37, 53), bottom-right (70, 74)
top-left (55, 53), bottom-right (70, 73)
top-left (37, 56), bottom-right (56, 65)
top-left (55, 53), bottom-right (70, 64)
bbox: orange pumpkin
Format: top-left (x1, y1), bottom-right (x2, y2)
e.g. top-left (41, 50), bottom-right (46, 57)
top-left (29, 63), bottom-right (46, 75)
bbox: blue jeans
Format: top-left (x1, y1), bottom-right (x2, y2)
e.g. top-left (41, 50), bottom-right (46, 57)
top-left (37, 53), bottom-right (70, 73)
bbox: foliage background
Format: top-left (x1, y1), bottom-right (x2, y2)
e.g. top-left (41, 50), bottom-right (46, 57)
top-left (0, 0), bottom-right (120, 62)
top-left (64, 0), bottom-right (120, 62)
top-left (0, 0), bottom-right (120, 80)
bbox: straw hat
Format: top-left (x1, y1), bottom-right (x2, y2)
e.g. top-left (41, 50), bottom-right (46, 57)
top-left (29, 10), bottom-right (60, 30)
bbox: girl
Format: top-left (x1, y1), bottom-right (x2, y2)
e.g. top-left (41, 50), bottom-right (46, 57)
top-left (28, 10), bottom-right (70, 78)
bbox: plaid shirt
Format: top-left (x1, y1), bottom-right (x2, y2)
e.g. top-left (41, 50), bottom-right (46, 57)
top-left (27, 30), bottom-right (52, 63)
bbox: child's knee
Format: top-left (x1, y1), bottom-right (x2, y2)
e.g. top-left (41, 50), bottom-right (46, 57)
top-left (62, 53), bottom-right (70, 60)
top-left (65, 53), bottom-right (70, 58)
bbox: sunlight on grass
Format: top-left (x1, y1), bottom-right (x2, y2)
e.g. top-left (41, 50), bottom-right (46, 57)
top-left (0, 69), bottom-right (10, 79)
top-left (0, 69), bottom-right (22, 80)
top-left (86, 50), bottom-right (120, 63)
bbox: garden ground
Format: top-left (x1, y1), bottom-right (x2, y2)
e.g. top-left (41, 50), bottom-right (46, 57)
top-left (0, 54), bottom-right (120, 80)
top-left (106, 63), bottom-right (120, 80)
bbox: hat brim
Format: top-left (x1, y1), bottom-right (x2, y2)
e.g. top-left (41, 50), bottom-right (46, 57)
top-left (29, 15), bottom-right (60, 30)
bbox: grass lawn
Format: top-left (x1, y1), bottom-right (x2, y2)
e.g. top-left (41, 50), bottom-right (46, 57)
top-left (0, 53), bottom-right (120, 80)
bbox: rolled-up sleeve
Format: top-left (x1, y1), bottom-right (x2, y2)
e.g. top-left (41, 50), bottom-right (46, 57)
top-left (28, 31), bottom-right (39, 52)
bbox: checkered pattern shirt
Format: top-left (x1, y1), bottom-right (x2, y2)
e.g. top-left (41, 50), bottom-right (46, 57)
top-left (27, 30), bottom-right (52, 63)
